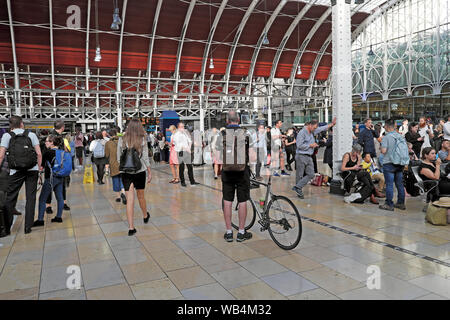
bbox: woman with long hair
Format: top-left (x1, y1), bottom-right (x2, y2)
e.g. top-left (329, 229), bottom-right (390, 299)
top-left (419, 147), bottom-right (450, 203)
top-left (168, 125), bottom-right (179, 183)
top-left (117, 119), bottom-right (152, 236)
top-left (105, 128), bottom-right (127, 204)
top-left (405, 122), bottom-right (424, 159)
top-left (212, 128), bottom-right (223, 179)
top-left (284, 128), bottom-right (296, 171)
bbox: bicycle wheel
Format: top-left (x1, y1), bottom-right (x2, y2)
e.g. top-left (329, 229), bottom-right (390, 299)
top-left (222, 198), bottom-right (257, 231)
top-left (266, 195), bottom-right (302, 250)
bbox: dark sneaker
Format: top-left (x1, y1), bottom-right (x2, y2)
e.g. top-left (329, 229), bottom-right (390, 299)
top-left (46, 207), bottom-right (53, 214)
top-left (128, 228), bottom-right (137, 236)
top-left (63, 204), bottom-right (70, 211)
top-left (181, 182), bottom-right (187, 187)
top-left (144, 212), bottom-right (150, 224)
top-left (273, 172), bottom-right (280, 177)
top-left (394, 203), bottom-right (406, 210)
top-left (379, 203), bottom-right (394, 211)
top-left (224, 232), bottom-right (233, 242)
top-left (191, 181), bottom-right (200, 186)
top-left (51, 217), bottom-right (63, 223)
top-left (24, 228), bottom-right (32, 234)
top-left (292, 186), bottom-right (304, 199)
top-left (281, 172), bottom-right (290, 176)
top-left (115, 198), bottom-right (121, 202)
top-left (12, 209), bottom-right (22, 216)
top-left (33, 220), bottom-right (44, 227)
top-left (236, 231), bottom-right (252, 242)
top-left (120, 193), bottom-right (127, 205)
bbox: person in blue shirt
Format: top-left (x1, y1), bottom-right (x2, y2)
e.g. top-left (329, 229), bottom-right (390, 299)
top-left (293, 118), bottom-right (336, 199)
top-left (358, 118), bottom-right (379, 160)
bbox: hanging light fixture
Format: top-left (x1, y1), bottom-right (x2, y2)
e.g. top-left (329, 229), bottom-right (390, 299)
top-left (368, 44), bottom-right (375, 56)
top-left (94, 0), bottom-right (102, 62)
top-left (297, 65), bottom-right (302, 75)
top-left (111, 0), bottom-right (122, 30)
top-left (262, 32), bottom-right (269, 45)
top-left (209, 57), bottom-right (215, 69)
top-left (262, 0), bottom-right (269, 45)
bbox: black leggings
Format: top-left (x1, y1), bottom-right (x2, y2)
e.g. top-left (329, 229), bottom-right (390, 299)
top-left (96, 163), bottom-right (105, 183)
top-left (286, 150), bottom-right (295, 166)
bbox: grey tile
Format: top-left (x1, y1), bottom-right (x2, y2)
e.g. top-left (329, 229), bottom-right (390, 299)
top-left (338, 287), bottom-right (391, 300)
top-left (414, 293), bottom-right (447, 300)
top-left (295, 246), bottom-right (343, 262)
top-left (261, 271), bottom-right (318, 296)
top-left (328, 244), bottom-right (384, 264)
top-left (181, 283), bottom-right (235, 300)
top-left (151, 216), bottom-right (178, 226)
top-left (40, 265), bottom-right (81, 294)
top-left (186, 224), bottom-right (218, 234)
top-left (377, 274), bottom-right (430, 300)
top-left (45, 229), bottom-right (75, 242)
top-left (76, 234), bottom-right (107, 244)
top-left (185, 246), bottom-right (234, 267)
top-left (239, 257), bottom-right (288, 277)
top-left (322, 257), bottom-right (371, 282)
top-left (378, 226), bottom-right (416, 236)
top-left (39, 288), bottom-right (86, 300)
top-left (107, 236), bottom-right (141, 251)
top-left (43, 244), bottom-right (79, 268)
top-left (100, 221), bottom-right (127, 234)
top-left (81, 259), bottom-right (126, 291)
top-left (113, 247), bottom-right (148, 266)
top-left (174, 237), bottom-right (210, 251)
top-left (7, 250), bottom-right (43, 265)
top-left (409, 274), bottom-right (450, 299)
top-left (211, 267), bottom-right (259, 290)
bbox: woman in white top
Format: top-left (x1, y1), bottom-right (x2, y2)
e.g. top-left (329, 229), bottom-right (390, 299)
top-left (89, 132), bottom-right (107, 185)
top-left (117, 119), bottom-right (152, 236)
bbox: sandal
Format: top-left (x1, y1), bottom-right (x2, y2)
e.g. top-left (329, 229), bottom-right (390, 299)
top-left (169, 179), bottom-right (176, 183)
top-left (173, 179), bottom-right (180, 184)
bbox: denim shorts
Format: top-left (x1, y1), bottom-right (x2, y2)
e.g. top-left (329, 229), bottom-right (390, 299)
top-left (112, 175), bottom-right (124, 192)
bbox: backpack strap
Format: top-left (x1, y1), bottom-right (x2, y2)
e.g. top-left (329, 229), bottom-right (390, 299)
top-left (8, 131), bottom-right (15, 139)
top-left (23, 129), bottom-right (29, 137)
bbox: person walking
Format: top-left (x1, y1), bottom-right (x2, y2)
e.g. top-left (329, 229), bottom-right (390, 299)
top-left (284, 128), bottom-right (296, 171)
top-left (117, 119), bottom-right (152, 236)
top-left (89, 132), bottom-right (108, 185)
top-left (172, 122), bottom-right (199, 187)
top-left (105, 128), bottom-right (127, 204)
top-left (33, 135), bottom-right (67, 226)
top-left (74, 128), bottom-right (85, 166)
top-left (379, 119), bottom-right (409, 211)
top-left (168, 125), bottom-right (180, 184)
top-left (211, 128), bottom-right (223, 180)
top-left (292, 118), bottom-right (336, 199)
top-left (0, 116), bottom-right (42, 235)
top-left (221, 111), bottom-right (252, 242)
top-left (271, 120), bottom-right (289, 177)
top-left (254, 124), bottom-right (266, 181)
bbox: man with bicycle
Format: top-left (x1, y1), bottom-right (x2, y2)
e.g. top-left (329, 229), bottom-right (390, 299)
top-left (221, 111), bottom-right (253, 243)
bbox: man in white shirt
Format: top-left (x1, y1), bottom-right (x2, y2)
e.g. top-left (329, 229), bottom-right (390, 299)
top-left (444, 115), bottom-right (450, 141)
top-left (398, 119), bottom-right (408, 136)
top-left (418, 117), bottom-right (434, 154)
top-left (270, 120), bottom-right (289, 177)
top-left (172, 122), bottom-right (199, 187)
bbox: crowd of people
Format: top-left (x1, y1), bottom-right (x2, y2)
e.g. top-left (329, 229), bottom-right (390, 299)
top-left (0, 113), bottom-right (449, 241)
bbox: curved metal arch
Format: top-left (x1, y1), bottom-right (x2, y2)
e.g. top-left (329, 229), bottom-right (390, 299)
top-left (268, 0), bottom-right (317, 83)
top-left (146, 0), bottom-right (163, 94)
top-left (307, 2), bottom-right (367, 95)
top-left (174, 0), bottom-right (197, 95)
top-left (116, 0), bottom-right (129, 93)
top-left (287, 7), bottom-right (331, 95)
top-left (246, 0), bottom-right (287, 96)
top-left (223, 0), bottom-right (259, 95)
top-left (199, 0), bottom-right (228, 95)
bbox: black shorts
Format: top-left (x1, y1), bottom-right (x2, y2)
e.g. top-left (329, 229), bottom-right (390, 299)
top-left (222, 166), bottom-right (250, 203)
top-left (122, 171), bottom-right (146, 191)
top-left (75, 147), bottom-right (84, 158)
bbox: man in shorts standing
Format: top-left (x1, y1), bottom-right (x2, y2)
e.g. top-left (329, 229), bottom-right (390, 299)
top-left (221, 111), bottom-right (253, 243)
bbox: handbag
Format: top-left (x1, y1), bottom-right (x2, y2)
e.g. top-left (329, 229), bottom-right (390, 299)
top-left (425, 205), bottom-right (448, 226)
top-left (311, 174), bottom-right (323, 186)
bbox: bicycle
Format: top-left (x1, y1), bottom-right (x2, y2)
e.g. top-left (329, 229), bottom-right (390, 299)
top-left (224, 170), bottom-right (302, 250)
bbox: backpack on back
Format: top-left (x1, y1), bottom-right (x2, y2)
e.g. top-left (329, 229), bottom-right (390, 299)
top-left (49, 149), bottom-right (72, 177)
top-left (6, 130), bottom-right (37, 170)
top-left (93, 141), bottom-right (105, 158)
top-left (119, 148), bottom-right (142, 174)
top-left (390, 133), bottom-right (409, 166)
top-left (222, 129), bottom-right (247, 172)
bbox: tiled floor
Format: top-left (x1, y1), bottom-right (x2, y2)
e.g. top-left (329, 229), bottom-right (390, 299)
top-left (0, 162), bottom-right (449, 300)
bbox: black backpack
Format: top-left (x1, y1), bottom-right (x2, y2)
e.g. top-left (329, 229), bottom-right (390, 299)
top-left (6, 130), bottom-right (37, 170)
top-left (119, 147), bottom-right (142, 174)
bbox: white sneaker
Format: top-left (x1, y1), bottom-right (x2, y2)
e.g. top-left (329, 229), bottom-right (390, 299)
top-left (344, 193), bottom-right (361, 203)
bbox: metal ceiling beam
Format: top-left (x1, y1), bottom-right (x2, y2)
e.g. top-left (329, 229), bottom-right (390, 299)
top-left (247, 0), bottom-right (287, 95)
top-left (268, 0), bottom-right (317, 83)
top-left (288, 7), bottom-right (331, 95)
top-left (6, 0), bottom-right (19, 94)
top-left (85, 0), bottom-right (91, 95)
top-left (223, 0), bottom-right (259, 95)
top-left (199, 0), bottom-right (228, 95)
top-left (146, 0), bottom-right (163, 94)
top-left (116, 0), bottom-right (129, 93)
top-left (174, 0), bottom-right (197, 95)
top-left (307, 2), bottom-right (366, 97)
top-left (49, 0), bottom-right (56, 109)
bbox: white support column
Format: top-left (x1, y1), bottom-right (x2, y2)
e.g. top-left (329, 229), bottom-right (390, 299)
top-left (116, 92), bottom-right (123, 130)
top-left (267, 96), bottom-right (272, 127)
top-left (331, 0), bottom-right (352, 181)
top-left (96, 94), bottom-right (100, 131)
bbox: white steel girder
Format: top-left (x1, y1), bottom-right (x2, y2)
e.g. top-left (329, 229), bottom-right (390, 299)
top-left (199, 0), bottom-right (228, 95)
top-left (85, 0), bottom-right (91, 95)
top-left (146, 0), bottom-right (163, 93)
top-left (268, 0), bottom-right (317, 84)
top-left (223, 0), bottom-right (259, 95)
top-left (174, 0), bottom-right (197, 95)
top-left (6, 0), bottom-right (20, 115)
top-left (246, 0), bottom-right (287, 95)
top-left (116, 0), bottom-right (128, 129)
top-left (288, 7), bottom-right (331, 96)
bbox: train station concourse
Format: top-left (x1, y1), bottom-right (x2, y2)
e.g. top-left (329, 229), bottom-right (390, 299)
top-left (0, 0), bottom-right (449, 304)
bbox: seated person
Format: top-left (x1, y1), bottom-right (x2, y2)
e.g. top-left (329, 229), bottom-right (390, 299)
top-left (419, 147), bottom-right (450, 202)
top-left (341, 144), bottom-right (381, 204)
top-left (361, 153), bottom-right (385, 194)
top-left (437, 139), bottom-right (450, 162)
top-left (403, 142), bottom-right (421, 197)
